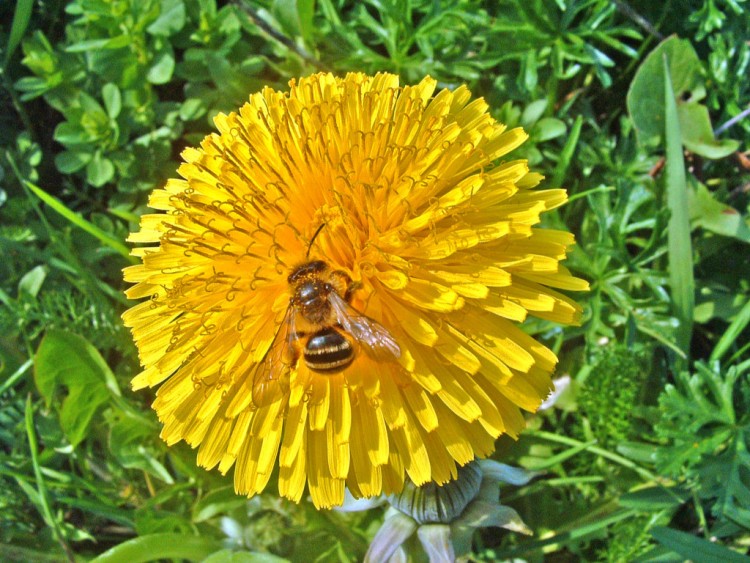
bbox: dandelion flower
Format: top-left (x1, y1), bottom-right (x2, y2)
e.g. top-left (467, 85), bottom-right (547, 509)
top-left (122, 72), bottom-right (588, 509)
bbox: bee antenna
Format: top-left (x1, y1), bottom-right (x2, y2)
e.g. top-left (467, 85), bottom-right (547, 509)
top-left (306, 223), bottom-right (327, 258)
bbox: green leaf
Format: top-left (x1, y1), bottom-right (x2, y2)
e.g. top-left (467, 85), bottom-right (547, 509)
top-left (655, 362), bottom-right (750, 523)
top-left (627, 35), bottom-right (739, 155)
top-left (201, 549), bottom-right (290, 563)
top-left (520, 99), bottom-right (548, 127)
top-left (147, 0), bottom-right (186, 36)
top-left (651, 527), bottom-right (750, 563)
top-left (191, 487), bottom-right (248, 522)
top-left (102, 83), bottom-right (122, 119)
top-left (109, 416), bottom-right (174, 483)
top-left (272, 0), bottom-right (315, 45)
top-left (34, 330), bottom-right (118, 446)
top-left (619, 487), bottom-right (689, 510)
top-left (55, 149), bottom-right (92, 173)
top-left (689, 181), bottom-right (750, 243)
top-left (65, 35), bottom-right (132, 52)
top-left (627, 36), bottom-right (704, 144)
top-left (711, 298), bottom-right (750, 362)
top-left (663, 54), bottom-right (694, 358)
top-left (550, 115), bottom-right (583, 188)
top-left (91, 534), bottom-right (224, 563)
top-left (86, 151), bottom-right (115, 187)
top-left (147, 46), bottom-right (176, 84)
top-left (18, 265), bottom-right (47, 297)
top-left (677, 102), bottom-right (740, 159)
top-left (5, 0), bottom-right (34, 63)
top-left (54, 122), bottom-right (96, 146)
top-left (532, 118), bottom-right (566, 142)
top-left (179, 98), bottom-right (207, 121)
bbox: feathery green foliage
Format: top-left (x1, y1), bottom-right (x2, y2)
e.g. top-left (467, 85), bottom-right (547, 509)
top-left (1, 0), bottom-right (749, 560)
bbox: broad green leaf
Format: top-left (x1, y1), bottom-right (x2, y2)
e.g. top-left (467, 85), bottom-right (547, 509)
top-left (627, 35), bottom-right (737, 156)
top-left (678, 102), bottom-right (740, 159)
top-left (102, 83), bottom-right (121, 119)
top-left (54, 122), bottom-right (96, 146)
top-left (619, 486), bottom-right (689, 510)
top-left (272, 0), bottom-right (315, 45)
top-left (520, 99), bottom-right (548, 127)
top-left (86, 151), bottom-right (115, 187)
top-left (179, 98), bottom-right (207, 121)
top-left (651, 526), bottom-right (750, 563)
top-left (531, 118), bottom-right (566, 142)
top-left (147, 46), bottom-right (176, 84)
top-left (689, 180), bottom-right (750, 243)
top-left (147, 0), bottom-right (186, 36)
top-left (18, 265), bottom-right (47, 297)
top-left (55, 149), bottom-right (92, 173)
top-left (65, 35), bottom-right (132, 52)
top-left (663, 55), bottom-right (694, 359)
top-left (695, 285), bottom-right (747, 324)
top-left (91, 534), bottom-right (224, 563)
top-left (202, 549), bottom-right (290, 563)
top-left (627, 36), bottom-right (704, 146)
top-left (34, 330), bottom-right (118, 446)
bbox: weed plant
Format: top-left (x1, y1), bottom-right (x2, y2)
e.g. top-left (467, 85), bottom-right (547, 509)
top-left (1, 0), bottom-right (749, 561)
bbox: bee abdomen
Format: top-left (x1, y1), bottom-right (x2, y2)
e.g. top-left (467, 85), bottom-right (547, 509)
top-left (304, 327), bottom-right (354, 372)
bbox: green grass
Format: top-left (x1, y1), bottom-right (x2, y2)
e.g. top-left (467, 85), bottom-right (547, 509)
top-left (1, 0), bottom-right (750, 561)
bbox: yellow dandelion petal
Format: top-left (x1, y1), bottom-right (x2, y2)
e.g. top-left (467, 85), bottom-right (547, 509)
top-left (124, 72), bottom-right (587, 508)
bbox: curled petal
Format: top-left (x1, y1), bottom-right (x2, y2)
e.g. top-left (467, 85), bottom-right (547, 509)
top-left (417, 524), bottom-right (456, 563)
top-left (365, 511), bottom-right (417, 563)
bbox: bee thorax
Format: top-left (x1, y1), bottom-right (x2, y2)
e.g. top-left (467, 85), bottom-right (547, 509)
top-left (296, 280), bottom-right (332, 323)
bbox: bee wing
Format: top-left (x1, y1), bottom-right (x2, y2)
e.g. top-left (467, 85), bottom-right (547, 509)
top-left (328, 292), bottom-right (401, 362)
top-left (252, 304), bottom-right (296, 407)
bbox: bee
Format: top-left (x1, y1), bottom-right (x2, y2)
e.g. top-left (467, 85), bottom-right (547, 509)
top-left (252, 227), bottom-right (401, 406)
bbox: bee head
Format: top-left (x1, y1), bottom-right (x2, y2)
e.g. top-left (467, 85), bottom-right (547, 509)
top-left (287, 260), bottom-right (329, 286)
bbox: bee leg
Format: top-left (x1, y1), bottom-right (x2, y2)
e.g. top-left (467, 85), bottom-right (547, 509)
top-left (330, 269), bottom-right (354, 300)
top-left (343, 280), bottom-right (361, 303)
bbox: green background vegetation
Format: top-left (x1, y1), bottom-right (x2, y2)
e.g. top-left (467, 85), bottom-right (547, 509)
top-left (1, 0), bottom-right (749, 561)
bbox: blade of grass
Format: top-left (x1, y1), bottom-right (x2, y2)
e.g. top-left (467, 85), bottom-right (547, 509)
top-left (492, 507), bottom-right (637, 558)
top-left (651, 526), bottom-right (750, 563)
top-left (525, 429), bottom-right (679, 490)
top-left (6, 153), bottom-right (135, 264)
top-left (0, 358), bottom-right (32, 395)
top-left (25, 396), bottom-right (75, 562)
top-left (5, 0), bottom-right (34, 63)
top-left (0, 544), bottom-right (70, 562)
top-left (710, 297), bottom-right (750, 363)
top-left (25, 181), bottom-right (134, 261)
top-left (663, 54), bottom-right (694, 360)
top-left (523, 440), bottom-right (597, 470)
top-left (91, 533), bottom-right (224, 563)
top-left (566, 184), bottom-right (615, 204)
top-left (550, 115), bottom-right (583, 189)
